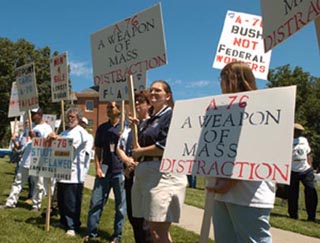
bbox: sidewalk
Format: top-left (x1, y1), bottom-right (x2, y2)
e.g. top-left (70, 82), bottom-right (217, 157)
top-left (84, 175), bottom-right (320, 243)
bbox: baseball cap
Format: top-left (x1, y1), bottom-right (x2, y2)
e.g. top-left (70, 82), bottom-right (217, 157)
top-left (81, 117), bottom-right (88, 125)
top-left (294, 123), bottom-right (304, 131)
top-left (31, 107), bottom-right (43, 114)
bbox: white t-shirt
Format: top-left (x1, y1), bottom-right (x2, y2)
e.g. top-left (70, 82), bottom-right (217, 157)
top-left (59, 125), bottom-right (89, 183)
top-left (291, 136), bottom-right (311, 172)
top-left (215, 180), bottom-right (276, 208)
top-left (21, 122), bottom-right (52, 168)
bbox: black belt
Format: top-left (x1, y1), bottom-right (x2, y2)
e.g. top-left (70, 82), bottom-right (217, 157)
top-left (140, 156), bottom-right (161, 162)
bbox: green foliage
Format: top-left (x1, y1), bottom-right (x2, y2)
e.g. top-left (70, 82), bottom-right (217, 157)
top-left (267, 65), bottom-right (320, 168)
top-left (0, 38), bottom-right (67, 147)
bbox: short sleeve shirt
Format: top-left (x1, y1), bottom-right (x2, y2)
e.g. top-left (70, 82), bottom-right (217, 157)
top-left (95, 121), bottom-right (123, 175)
top-left (138, 106), bottom-right (172, 150)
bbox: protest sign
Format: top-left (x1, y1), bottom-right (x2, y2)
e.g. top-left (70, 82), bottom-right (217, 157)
top-left (261, 0), bottom-right (320, 52)
top-left (8, 82), bottom-right (24, 118)
top-left (160, 86), bottom-right (296, 184)
top-left (15, 63), bottom-right (39, 111)
top-left (99, 71), bottom-right (146, 101)
top-left (213, 10), bottom-right (271, 80)
top-left (91, 3), bottom-right (166, 99)
top-left (43, 114), bottom-right (57, 131)
top-left (50, 52), bottom-right (70, 102)
top-left (29, 137), bottom-right (73, 180)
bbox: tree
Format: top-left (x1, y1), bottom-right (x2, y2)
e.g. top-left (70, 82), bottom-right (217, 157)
top-left (267, 64), bottom-right (320, 168)
top-left (0, 38), bottom-right (66, 147)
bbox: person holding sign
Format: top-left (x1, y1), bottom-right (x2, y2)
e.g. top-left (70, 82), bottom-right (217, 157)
top-left (0, 119), bottom-right (34, 208)
top-left (288, 123), bottom-right (318, 221)
top-left (131, 80), bottom-right (187, 243)
top-left (84, 101), bottom-right (126, 243)
top-left (117, 91), bottom-right (153, 243)
top-left (207, 62), bottom-right (275, 243)
top-left (47, 107), bottom-right (90, 236)
top-left (29, 108), bottom-right (54, 212)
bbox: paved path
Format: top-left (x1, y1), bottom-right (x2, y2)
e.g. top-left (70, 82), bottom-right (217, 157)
top-left (84, 175), bottom-right (320, 243)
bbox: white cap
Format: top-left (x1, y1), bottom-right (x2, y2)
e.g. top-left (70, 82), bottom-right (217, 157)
top-left (82, 117), bottom-right (88, 125)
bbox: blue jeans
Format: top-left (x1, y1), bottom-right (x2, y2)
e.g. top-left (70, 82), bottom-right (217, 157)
top-left (86, 173), bottom-right (126, 240)
top-left (213, 200), bottom-right (272, 243)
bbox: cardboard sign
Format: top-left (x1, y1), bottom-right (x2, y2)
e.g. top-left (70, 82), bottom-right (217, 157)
top-left (15, 63), bottom-right (39, 111)
top-left (261, 0), bottom-right (320, 52)
top-left (99, 71), bottom-right (146, 101)
top-left (213, 10), bottom-right (271, 80)
top-left (91, 3), bottom-right (166, 89)
top-left (160, 86), bottom-right (296, 184)
top-left (50, 52), bottom-right (70, 102)
top-left (29, 137), bottom-right (73, 180)
top-left (43, 114), bottom-right (57, 131)
top-left (8, 82), bottom-right (24, 118)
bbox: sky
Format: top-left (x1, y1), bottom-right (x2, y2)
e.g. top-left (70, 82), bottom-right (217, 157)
top-left (1, 0), bottom-right (320, 101)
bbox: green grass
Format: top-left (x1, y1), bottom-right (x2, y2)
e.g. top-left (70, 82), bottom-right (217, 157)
top-left (89, 161), bottom-right (320, 239)
top-left (183, 176), bottom-right (320, 239)
top-left (0, 158), bottom-right (213, 243)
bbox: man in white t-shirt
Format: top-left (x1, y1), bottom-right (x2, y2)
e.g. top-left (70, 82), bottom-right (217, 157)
top-left (288, 123), bottom-right (318, 221)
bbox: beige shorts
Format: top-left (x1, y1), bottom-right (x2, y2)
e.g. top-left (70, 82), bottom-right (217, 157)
top-left (131, 160), bottom-right (187, 223)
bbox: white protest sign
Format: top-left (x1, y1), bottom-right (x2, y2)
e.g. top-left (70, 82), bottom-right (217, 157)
top-left (99, 71), bottom-right (147, 101)
top-left (8, 82), bottom-right (24, 118)
top-left (15, 63), bottom-right (39, 111)
top-left (50, 52), bottom-right (70, 102)
top-left (261, 0), bottom-right (320, 52)
top-left (213, 10), bottom-right (271, 80)
top-left (91, 3), bottom-right (166, 88)
top-left (43, 114), bottom-right (57, 131)
top-left (10, 120), bottom-right (23, 137)
top-left (29, 137), bottom-right (73, 180)
top-left (161, 86), bottom-right (296, 184)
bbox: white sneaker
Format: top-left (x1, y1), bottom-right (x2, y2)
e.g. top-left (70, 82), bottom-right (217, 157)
top-left (66, 230), bottom-right (76, 236)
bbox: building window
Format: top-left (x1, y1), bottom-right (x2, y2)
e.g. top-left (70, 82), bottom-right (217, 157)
top-left (88, 119), bottom-right (93, 127)
top-left (85, 100), bottom-right (94, 112)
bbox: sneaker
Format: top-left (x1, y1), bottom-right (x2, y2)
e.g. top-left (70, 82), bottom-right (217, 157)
top-left (66, 230), bottom-right (76, 236)
top-left (83, 236), bottom-right (90, 243)
top-left (31, 207), bottom-right (40, 212)
top-left (0, 204), bottom-right (15, 209)
top-left (24, 199), bottom-right (32, 205)
top-left (110, 237), bottom-right (120, 243)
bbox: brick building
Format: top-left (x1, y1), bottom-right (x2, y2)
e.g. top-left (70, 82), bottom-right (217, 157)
top-left (73, 86), bottom-right (108, 136)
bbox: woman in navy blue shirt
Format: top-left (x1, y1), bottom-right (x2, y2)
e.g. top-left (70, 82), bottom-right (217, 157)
top-left (131, 80), bottom-right (187, 243)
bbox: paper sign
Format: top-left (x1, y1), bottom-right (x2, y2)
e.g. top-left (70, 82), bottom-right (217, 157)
top-left (261, 0), bottom-right (320, 52)
top-left (29, 137), bottom-right (73, 179)
top-left (91, 3), bottom-right (166, 88)
top-left (99, 71), bottom-right (147, 101)
top-left (43, 114), bottom-right (57, 131)
top-left (50, 52), bottom-right (70, 102)
top-left (15, 63), bottom-right (39, 111)
top-left (213, 10), bottom-right (271, 80)
top-left (161, 86), bottom-right (296, 184)
top-left (8, 82), bottom-right (24, 118)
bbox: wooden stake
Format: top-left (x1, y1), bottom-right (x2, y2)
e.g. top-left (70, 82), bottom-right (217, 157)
top-left (127, 75), bottom-right (138, 148)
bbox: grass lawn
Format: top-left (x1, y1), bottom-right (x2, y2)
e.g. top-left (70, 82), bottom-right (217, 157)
top-left (184, 176), bottom-right (320, 239)
top-left (0, 158), bottom-right (213, 243)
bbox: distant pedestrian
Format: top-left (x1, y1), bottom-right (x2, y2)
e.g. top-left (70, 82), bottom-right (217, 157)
top-left (288, 123), bottom-right (318, 221)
